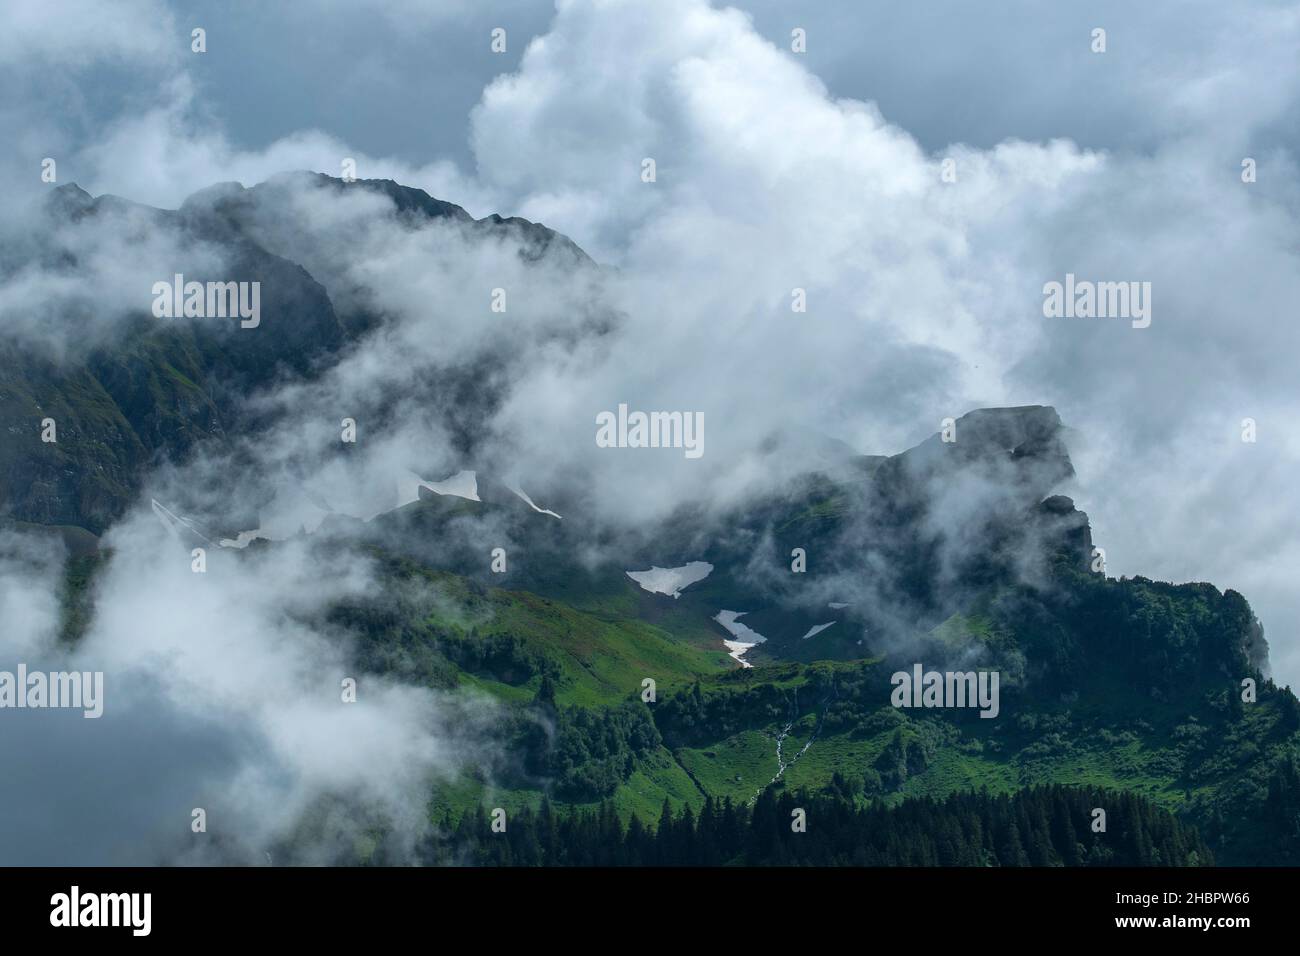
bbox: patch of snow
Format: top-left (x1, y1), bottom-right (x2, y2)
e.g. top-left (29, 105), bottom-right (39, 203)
top-left (151, 499), bottom-right (211, 543)
top-left (714, 610), bottom-right (767, 667)
top-left (222, 494), bottom-right (333, 547)
top-left (626, 561), bottom-right (713, 599)
top-left (801, 621), bottom-right (836, 640)
top-left (509, 484), bottom-right (562, 519)
top-left (396, 469), bottom-right (480, 508)
top-left (219, 528), bottom-right (266, 549)
top-left (828, 602), bottom-right (851, 609)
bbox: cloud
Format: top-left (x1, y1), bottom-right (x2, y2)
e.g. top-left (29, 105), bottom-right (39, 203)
top-left (0, 0), bottom-right (176, 67)
top-left (457, 0), bottom-right (1300, 682)
top-left (0, 516), bottom-right (504, 865)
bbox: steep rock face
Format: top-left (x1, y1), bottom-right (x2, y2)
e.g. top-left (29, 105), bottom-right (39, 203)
top-left (685, 407), bottom-right (1094, 636)
top-left (0, 184), bottom-right (348, 531)
top-left (1038, 494), bottom-right (1094, 569)
top-left (863, 405), bottom-right (1090, 595)
top-left (867, 405), bottom-right (1076, 536)
top-left (0, 345), bottom-right (144, 531)
top-left (0, 176), bottom-right (596, 532)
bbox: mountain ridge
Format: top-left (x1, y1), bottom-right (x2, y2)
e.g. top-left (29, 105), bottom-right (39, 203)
top-left (6, 176), bottom-right (1297, 866)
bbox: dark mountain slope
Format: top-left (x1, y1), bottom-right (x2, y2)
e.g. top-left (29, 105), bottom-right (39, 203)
top-left (0, 176), bottom-right (595, 532)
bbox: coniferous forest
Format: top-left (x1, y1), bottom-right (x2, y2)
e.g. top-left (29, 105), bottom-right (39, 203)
top-left (417, 785), bottom-right (1211, 867)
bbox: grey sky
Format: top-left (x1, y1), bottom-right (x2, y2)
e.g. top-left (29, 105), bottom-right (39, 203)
top-left (17, 1), bottom-right (1299, 192)
top-left (138, 2), bottom-right (1290, 171)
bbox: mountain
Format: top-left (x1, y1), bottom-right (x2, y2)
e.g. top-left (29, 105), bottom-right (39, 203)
top-left (0, 173), bottom-right (594, 534)
top-left (334, 405), bottom-right (1294, 865)
top-left (6, 175), bottom-right (1298, 866)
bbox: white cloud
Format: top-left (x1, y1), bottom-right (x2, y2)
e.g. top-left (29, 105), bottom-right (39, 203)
top-left (0, 0), bottom-right (175, 67)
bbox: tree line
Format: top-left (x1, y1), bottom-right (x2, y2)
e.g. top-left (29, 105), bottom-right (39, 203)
top-left (418, 784), bottom-right (1212, 867)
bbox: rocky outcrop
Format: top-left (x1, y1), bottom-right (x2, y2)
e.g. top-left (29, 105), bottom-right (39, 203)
top-left (0, 175), bottom-right (597, 533)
